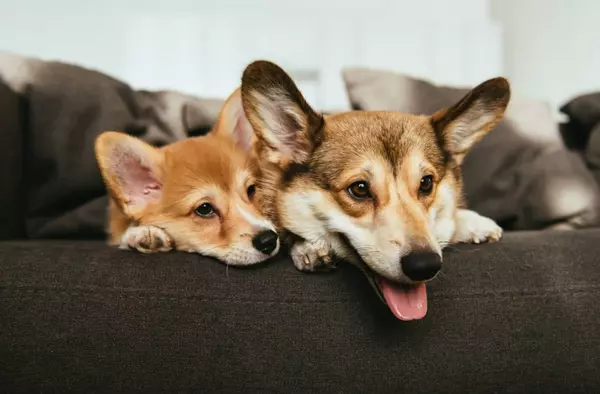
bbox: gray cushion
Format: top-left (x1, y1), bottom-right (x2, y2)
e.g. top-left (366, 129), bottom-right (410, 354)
top-left (0, 79), bottom-right (25, 239)
top-left (343, 68), bottom-right (600, 230)
top-left (560, 91), bottom-right (600, 139)
top-left (562, 93), bottom-right (600, 192)
top-left (0, 51), bottom-right (223, 239)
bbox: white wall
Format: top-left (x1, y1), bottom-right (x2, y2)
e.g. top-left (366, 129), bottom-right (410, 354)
top-left (492, 0), bottom-right (600, 111)
top-left (0, 0), bottom-right (502, 110)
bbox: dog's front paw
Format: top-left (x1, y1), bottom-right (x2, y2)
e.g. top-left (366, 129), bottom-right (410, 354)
top-left (453, 209), bottom-right (503, 244)
top-left (290, 238), bottom-right (334, 272)
top-left (119, 225), bottom-right (174, 253)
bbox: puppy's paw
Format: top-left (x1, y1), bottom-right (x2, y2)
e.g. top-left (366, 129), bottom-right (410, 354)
top-left (453, 209), bottom-right (503, 244)
top-left (291, 238), bottom-right (335, 272)
top-left (119, 225), bottom-right (174, 253)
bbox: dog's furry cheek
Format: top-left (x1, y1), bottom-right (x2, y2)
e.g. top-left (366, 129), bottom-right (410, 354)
top-left (278, 190), bottom-right (330, 241)
top-left (433, 218), bottom-right (456, 247)
top-left (430, 181), bottom-right (459, 245)
top-left (428, 204), bottom-right (438, 223)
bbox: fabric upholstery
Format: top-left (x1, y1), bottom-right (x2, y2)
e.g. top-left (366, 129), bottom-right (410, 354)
top-left (561, 92), bottom-right (600, 190)
top-left (2, 230), bottom-right (600, 393)
top-left (560, 91), bottom-right (600, 145)
top-left (0, 79), bottom-right (25, 239)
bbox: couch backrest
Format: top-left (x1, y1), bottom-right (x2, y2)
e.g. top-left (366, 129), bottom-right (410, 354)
top-left (0, 52), bottom-right (223, 240)
top-left (0, 79), bottom-right (25, 239)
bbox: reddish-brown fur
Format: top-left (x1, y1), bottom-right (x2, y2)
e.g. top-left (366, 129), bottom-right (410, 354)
top-left (95, 88), bottom-right (278, 265)
top-left (102, 133), bottom-right (262, 249)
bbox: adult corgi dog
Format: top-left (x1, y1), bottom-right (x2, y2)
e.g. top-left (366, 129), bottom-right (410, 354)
top-left (95, 88), bottom-right (279, 266)
top-left (240, 61), bottom-right (510, 319)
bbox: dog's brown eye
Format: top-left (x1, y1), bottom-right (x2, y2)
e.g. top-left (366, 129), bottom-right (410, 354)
top-left (347, 181), bottom-right (371, 200)
top-left (247, 184), bottom-right (256, 200)
top-left (195, 203), bottom-right (216, 218)
top-left (419, 175), bottom-right (434, 195)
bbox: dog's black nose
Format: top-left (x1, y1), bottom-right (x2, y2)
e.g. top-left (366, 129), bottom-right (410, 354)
top-left (401, 251), bottom-right (442, 281)
top-left (252, 230), bottom-right (279, 255)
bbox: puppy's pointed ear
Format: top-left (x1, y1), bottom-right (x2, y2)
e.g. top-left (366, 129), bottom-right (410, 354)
top-left (95, 132), bottom-right (164, 217)
top-left (241, 60), bottom-right (324, 166)
top-left (432, 77), bottom-right (510, 164)
top-left (213, 87), bottom-right (255, 151)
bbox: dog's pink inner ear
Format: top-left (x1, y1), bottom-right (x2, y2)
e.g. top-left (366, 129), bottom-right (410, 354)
top-left (432, 77), bottom-right (510, 160)
top-left (217, 88), bottom-right (255, 151)
top-left (249, 91), bottom-right (317, 163)
top-left (112, 150), bottom-right (162, 210)
top-left (230, 106), bottom-right (254, 151)
top-left (241, 61), bottom-right (324, 165)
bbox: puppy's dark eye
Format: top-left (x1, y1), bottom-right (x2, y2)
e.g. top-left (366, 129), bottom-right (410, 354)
top-left (195, 203), bottom-right (216, 218)
top-left (247, 184), bottom-right (256, 200)
top-left (347, 181), bottom-right (371, 200)
top-left (419, 175), bottom-right (434, 196)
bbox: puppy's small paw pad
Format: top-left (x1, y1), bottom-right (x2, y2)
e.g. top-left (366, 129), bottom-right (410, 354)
top-left (120, 226), bottom-right (173, 253)
top-left (291, 239), bottom-right (334, 272)
top-left (454, 210), bottom-right (503, 244)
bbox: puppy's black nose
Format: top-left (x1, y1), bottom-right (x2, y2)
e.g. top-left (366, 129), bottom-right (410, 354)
top-left (252, 230), bottom-right (279, 255)
top-left (401, 251), bottom-right (442, 281)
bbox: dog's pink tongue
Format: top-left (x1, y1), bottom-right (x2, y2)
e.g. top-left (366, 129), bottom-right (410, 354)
top-left (379, 278), bottom-right (427, 321)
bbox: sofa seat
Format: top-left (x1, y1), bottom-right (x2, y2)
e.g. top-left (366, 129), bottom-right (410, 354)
top-left (2, 230), bottom-right (600, 393)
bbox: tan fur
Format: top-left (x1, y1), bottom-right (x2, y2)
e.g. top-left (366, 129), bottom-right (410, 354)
top-left (95, 88), bottom-right (279, 266)
top-left (240, 60), bottom-right (510, 280)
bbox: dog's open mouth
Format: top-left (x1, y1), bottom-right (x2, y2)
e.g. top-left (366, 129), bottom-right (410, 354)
top-left (355, 261), bottom-right (429, 321)
top-left (375, 276), bottom-right (427, 321)
top-left (336, 233), bottom-right (429, 321)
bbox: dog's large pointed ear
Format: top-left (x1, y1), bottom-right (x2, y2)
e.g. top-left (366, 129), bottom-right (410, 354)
top-left (213, 87), bottom-right (255, 151)
top-left (431, 77), bottom-right (510, 164)
top-left (95, 132), bottom-right (164, 217)
top-left (241, 60), bottom-right (324, 166)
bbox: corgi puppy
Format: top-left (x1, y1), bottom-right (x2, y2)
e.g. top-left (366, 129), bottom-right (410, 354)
top-left (239, 61), bottom-right (510, 319)
top-left (95, 88), bottom-right (279, 266)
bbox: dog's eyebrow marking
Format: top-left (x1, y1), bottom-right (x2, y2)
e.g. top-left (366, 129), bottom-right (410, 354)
top-left (235, 169), bottom-right (254, 189)
top-left (174, 185), bottom-right (222, 210)
top-left (357, 159), bottom-right (382, 179)
top-left (403, 151), bottom-right (429, 182)
top-left (336, 159), bottom-right (372, 186)
top-left (193, 186), bottom-right (220, 200)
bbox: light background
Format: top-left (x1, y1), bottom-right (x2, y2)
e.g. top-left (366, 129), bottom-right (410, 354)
top-left (0, 0), bottom-right (596, 112)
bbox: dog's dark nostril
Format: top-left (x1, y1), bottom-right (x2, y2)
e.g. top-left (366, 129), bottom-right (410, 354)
top-left (252, 230), bottom-right (279, 255)
top-left (401, 251), bottom-right (442, 281)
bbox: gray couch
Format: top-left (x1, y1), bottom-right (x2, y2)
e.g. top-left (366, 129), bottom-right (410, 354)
top-left (1, 53), bottom-right (600, 393)
top-left (2, 234), bottom-right (600, 393)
